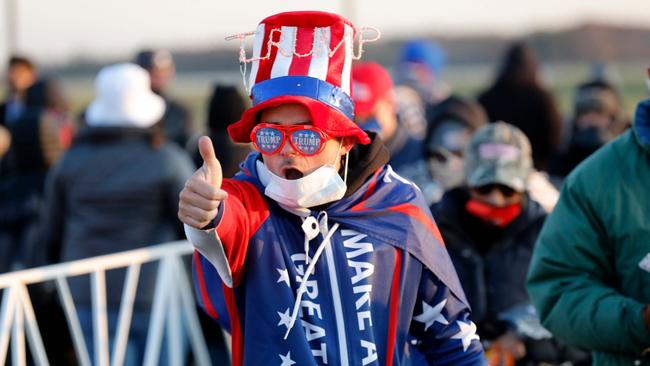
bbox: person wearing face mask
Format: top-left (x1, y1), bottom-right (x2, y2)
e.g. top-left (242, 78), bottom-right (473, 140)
top-left (432, 122), bottom-right (590, 366)
top-left (400, 95), bottom-right (488, 206)
top-left (549, 79), bottom-right (629, 180)
top-left (179, 11), bottom-right (486, 365)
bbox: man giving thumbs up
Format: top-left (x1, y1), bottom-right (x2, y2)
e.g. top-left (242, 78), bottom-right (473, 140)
top-left (179, 11), bottom-right (485, 366)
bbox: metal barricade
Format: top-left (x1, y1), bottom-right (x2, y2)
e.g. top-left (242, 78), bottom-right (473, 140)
top-left (0, 241), bottom-right (214, 366)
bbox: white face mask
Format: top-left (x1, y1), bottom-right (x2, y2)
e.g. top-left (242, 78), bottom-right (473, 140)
top-left (256, 146), bottom-right (349, 210)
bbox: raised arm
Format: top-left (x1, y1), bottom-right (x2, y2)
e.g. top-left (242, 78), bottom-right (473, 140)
top-left (180, 136), bottom-right (268, 288)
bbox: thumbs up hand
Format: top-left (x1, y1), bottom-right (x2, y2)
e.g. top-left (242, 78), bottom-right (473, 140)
top-left (178, 136), bottom-right (228, 229)
top-left (197, 135), bottom-right (223, 188)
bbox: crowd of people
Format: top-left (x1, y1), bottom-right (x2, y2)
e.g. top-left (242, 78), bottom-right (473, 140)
top-left (1, 9), bottom-right (648, 366)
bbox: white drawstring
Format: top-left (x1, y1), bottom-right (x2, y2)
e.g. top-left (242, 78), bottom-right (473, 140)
top-left (343, 151), bottom-right (349, 184)
top-left (284, 212), bottom-right (338, 339)
top-left (301, 216), bottom-right (320, 265)
top-left (303, 236), bottom-right (310, 265)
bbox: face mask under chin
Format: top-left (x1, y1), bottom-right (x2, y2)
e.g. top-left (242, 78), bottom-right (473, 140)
top-left (256, 143), bottom-right (348, 210)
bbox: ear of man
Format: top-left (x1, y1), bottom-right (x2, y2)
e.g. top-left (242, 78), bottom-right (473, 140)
top-left (340, 136), bottom-right (356, 155)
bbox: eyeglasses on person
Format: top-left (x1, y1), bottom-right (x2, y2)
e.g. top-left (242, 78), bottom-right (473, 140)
top-left (251, 123), bottom-right (332, 156)
top-left (473, 184), bottom-right (519, 198)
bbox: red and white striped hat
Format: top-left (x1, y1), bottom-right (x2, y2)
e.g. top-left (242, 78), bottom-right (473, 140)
top-left (227, 11), bottom-right (372, 145)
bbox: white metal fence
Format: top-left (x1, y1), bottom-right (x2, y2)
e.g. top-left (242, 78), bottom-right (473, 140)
top-left (0, 241), bottom-right (219, 366)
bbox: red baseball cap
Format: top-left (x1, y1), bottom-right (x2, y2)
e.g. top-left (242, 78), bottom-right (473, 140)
top-left (351, 61), bottom-right (394, 120)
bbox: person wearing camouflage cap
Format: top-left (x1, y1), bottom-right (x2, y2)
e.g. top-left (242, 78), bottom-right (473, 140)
top-left (464, 121), bottom-right (532, 202)
top-left (432, 122), bottom-right (591, 365)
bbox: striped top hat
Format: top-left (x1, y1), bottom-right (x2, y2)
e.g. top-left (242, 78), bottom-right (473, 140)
top-left (227, 11), bottom-right (375, 145)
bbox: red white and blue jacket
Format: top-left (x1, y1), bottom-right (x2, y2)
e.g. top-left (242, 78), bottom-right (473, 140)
top-left (189, 151), bottom-right (486, 366)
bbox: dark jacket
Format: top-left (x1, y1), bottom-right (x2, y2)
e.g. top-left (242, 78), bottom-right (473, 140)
top-left (0, 109), bottom-right (49, 222)
top-left (385, 125), bottom-right (424, 173)
top-left (0, 108), bottom-right (51, 272)
top-left (0, 102), bottom-right (6, 126)
top-left (434, 188), bottom-right (590, 364)
top-left (38, 126), bottom-right (194, 308)
top-left (160, 96), bottom-right (193, 148)
top-left (433, 188), bottom-right (546, 330)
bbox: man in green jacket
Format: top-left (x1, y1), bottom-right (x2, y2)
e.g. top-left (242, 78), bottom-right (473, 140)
top-left (527, 96), bottom-right (650, 365)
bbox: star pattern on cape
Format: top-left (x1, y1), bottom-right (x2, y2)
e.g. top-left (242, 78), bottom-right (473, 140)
top-left (277, 308), bottom-right (292, 329)
top-left (276, 268), bottom-right (290, 287)
top-left (451, 320), bottom-right (480, 352)
top-left (279, 351), bottom-right (296, 366)
top-left (413, 299), bottom-right (448, 331)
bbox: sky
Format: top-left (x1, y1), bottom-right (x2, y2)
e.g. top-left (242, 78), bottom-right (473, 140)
top-left (2, 0), bottom-right (650, 66)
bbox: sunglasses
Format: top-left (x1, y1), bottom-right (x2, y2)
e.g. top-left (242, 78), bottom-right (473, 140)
top-left (250, 123), bottom-right (332, 156)
top-left (473, 184), bottom-right (519, 198)
top-left (428, 148), bottom-right (462, 163)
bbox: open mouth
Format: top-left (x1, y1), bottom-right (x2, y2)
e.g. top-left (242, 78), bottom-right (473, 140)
top-left (283, 168), bottom-right (304, 180)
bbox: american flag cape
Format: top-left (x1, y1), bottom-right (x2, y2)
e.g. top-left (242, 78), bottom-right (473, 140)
top-left (192, 152), bottom-right (486, 365)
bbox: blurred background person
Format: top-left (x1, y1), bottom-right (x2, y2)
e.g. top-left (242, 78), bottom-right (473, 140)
top-left (549, 79), bottom-right (629, 180)
top-left (400, 95), bottom-right (488, 205)
top-left (478, 41), bottom-right (563, 172)
top-left (135, 49), bottom-right (194, 149)
top-left (0, 77), bottom-right (73, 273)
top-left (36, 63), bottom-right (194, 365)
top-left (1, 56), bottom-right (38, 126)
top-left (394, 40), bottom-right (450, 140)
top-left (0, 77), bottom-right (76, 363)
top-left (352, 61), bottom-right (422, 172)
top-left (432, 122), bottom-right (590, 366)
top-left (527, 82), bottom-right (650, 366)
top-left (191, 84), bottom-right (251, 177)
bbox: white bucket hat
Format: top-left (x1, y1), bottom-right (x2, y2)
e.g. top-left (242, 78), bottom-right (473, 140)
top-left (86, 63), bottom-right (165, 128)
